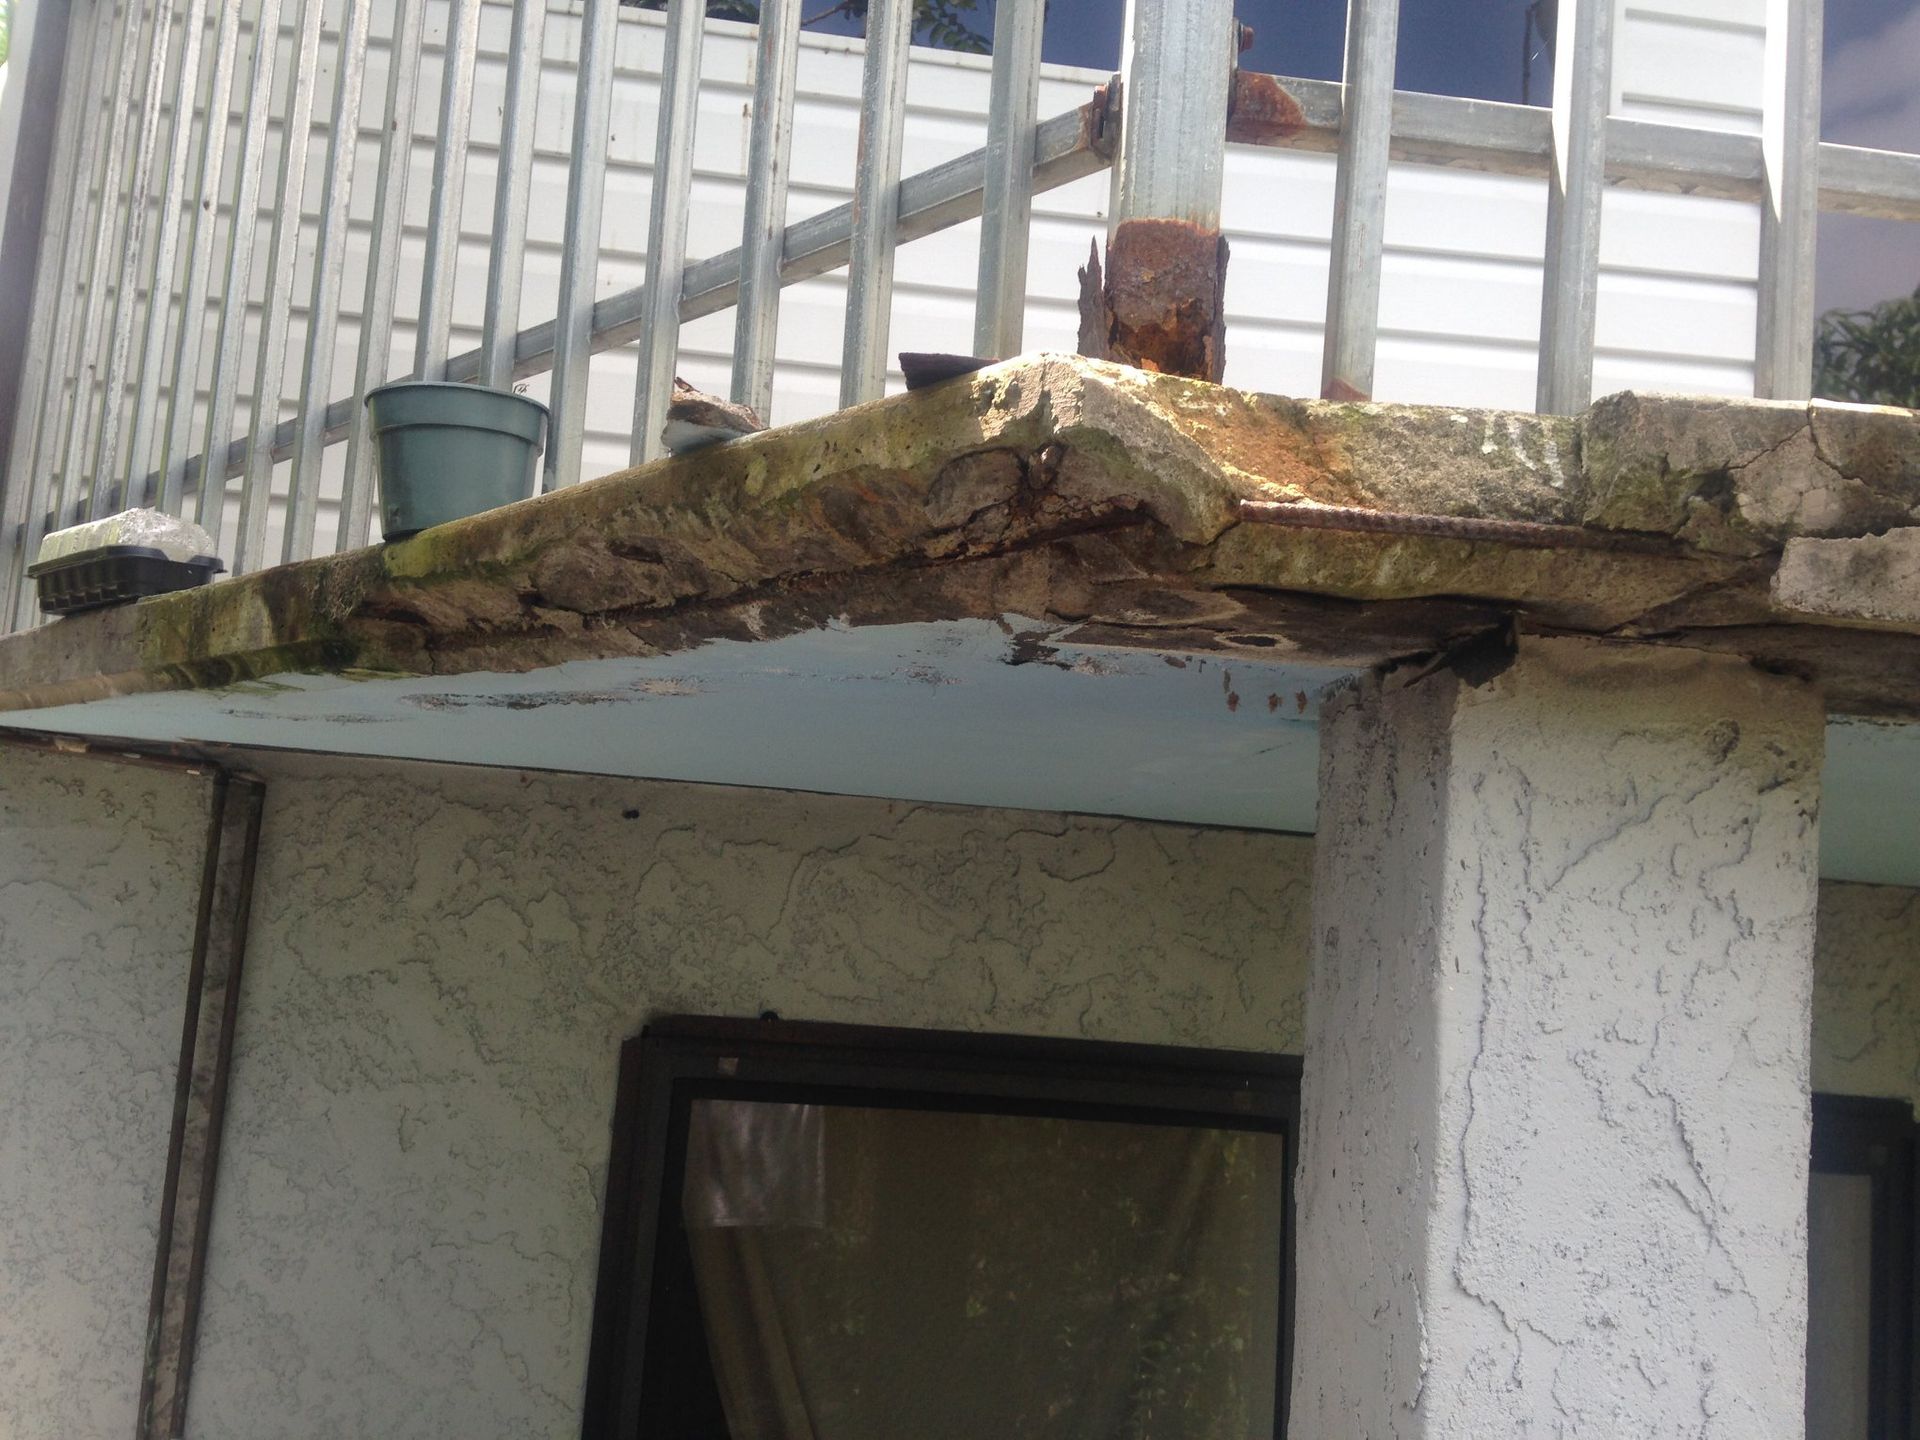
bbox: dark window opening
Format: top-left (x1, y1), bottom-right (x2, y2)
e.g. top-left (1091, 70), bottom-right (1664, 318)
top-left (1809, 1094), bottom-right (1917, 1440)
top-left (583, 1020), bottom-right (1919, 1440)
top-left (582, 1018), bottom-right (1300, 1440)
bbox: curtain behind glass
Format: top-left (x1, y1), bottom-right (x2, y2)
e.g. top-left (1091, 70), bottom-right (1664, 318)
top-left (683, 1100), bottom-right (1284, 1440)
top-left (1807, 1171), bottom-right (1874, 1440)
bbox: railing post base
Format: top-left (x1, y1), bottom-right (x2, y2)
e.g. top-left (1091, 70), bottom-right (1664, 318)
top-left (1075, 222), bottom-right (1230, 382)
top-left (1078, 0), bottom-right (1238, 385)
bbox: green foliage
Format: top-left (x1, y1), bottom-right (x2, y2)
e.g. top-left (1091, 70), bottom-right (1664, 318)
top-left (910, 0), bottom-right (993, 54)
top-left (1814, 286), bottom-right (1920, 410)
top-left (630, 0), bottom-right (989, 54)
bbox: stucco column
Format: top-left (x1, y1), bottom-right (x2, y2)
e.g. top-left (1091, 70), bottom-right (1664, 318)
top-left (1290, 636), bottom-right (1824, 1438)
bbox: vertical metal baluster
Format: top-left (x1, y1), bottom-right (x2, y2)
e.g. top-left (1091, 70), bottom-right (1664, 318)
top-left (336, 0), bottom-right (427, 551)
top-left (156, 0), bottom-right (246, 517)
top-left (232, 0), bottom-right (325, 572)
top-left (972, 0), bottom-right (1043, 358)
top-left (838, 0), bottom-right (913, 409)
top-left (630, 0), bottom-right (706, 465)
top-left (126, 0), bottom-right (216, 507)
top-left (480, 0), bottom-right (548, 392)
top-left (2, 0), bottom-right (109, 629)
top-left (86, 0), bottom-right (180, 518)
top-left (544, 0), bottom-right (617, 490)
top-left (196, 0), bottom-right (286, 540)
top-left (1320, 0), bottom-right (1400, 403)
top-left (1535, 0), bottom-right (1614, 415)
top-left (282, 0), bottom-right (372, 563)
top-left (1106, 0), bottom-right (1138, 224)
top-left (413, 0), bottom-right (482, 382)
top-left (730, 0), bottom-right (801, 418)
top-left (1755, 0), bottom-right (1822, 401)
top-left (1111, 0), bottom-right (1233, 229)
top-left (53, 0), bottom-right (159, 531)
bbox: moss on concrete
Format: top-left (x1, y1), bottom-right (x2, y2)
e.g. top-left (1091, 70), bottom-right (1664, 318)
top-left (0, 355), bottom-right (1916, 718)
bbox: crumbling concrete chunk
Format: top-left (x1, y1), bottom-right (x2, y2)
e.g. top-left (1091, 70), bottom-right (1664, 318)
top-left (9, 356), bottom-right (1920, 722)
top-left (1580, 392), bottom-right (1805, 550)
top-left (1059, 362), bottom-right (1581, 533)
top-left (1772, 528), bottom-right (1920, 633)
top-left (1730, 404), bottom-right (1917, 542)
top-left (1584, 392), bottom-right (1920, 551)
top-left (1807, 402), bottom-right (1920, 515)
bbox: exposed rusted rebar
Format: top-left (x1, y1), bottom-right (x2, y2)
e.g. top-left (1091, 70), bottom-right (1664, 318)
top-left (1237, 499), bottom-right (1689, 555)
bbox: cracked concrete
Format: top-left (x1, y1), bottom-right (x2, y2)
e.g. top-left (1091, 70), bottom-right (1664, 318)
top-left (1583, 392), bottom-right (1920, 550)
top-left (1, 355), bottom-right (1917, 721)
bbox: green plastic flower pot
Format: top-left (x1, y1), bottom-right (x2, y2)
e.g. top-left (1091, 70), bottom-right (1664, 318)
top-left (365, 381), bottom-right (550, 541)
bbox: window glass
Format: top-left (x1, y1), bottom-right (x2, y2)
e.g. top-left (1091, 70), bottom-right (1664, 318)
top-left (785, 0), bottom-right (1121, 68)
top-left (672, 0), bottom-right (1557, 99)
top-left (678, 1098), bottom-right (1287, 1440)
top-left (1806, 1171), bottom-right (1874, 1440)
top-left (1393, 0), bottom-right (1550, 104)
top-left (1813, 0), bottom-right (1920, 406)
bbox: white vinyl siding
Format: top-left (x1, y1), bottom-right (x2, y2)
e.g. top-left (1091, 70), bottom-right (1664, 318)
top-left (68, 0), bottom-right (1768, 563)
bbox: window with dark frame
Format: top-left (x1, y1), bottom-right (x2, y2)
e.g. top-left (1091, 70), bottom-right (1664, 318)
top-left (581, 1018), bottom-right (1300, 1440)
top-left (582, 1019), bottom-right (1919, 1440)
top-left (1809, 1094), bottom-right (1917, 1440)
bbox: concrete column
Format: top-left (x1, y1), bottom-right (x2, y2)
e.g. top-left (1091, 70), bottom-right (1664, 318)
top-left (1290, 637), bottom-right (1824, 1438)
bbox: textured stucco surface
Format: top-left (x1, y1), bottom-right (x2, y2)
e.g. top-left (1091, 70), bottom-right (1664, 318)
top-left (1814, 881), bottom-right (1920, 1108)
top-left (3, 734), bottom-right (1917, 1438)
top-left (182, 753), bottom-right (1314, 1438)
top-left (0, 746), bottom-right (207, 1437)
top-left (1291, 639), bottom-right (1826, 1439)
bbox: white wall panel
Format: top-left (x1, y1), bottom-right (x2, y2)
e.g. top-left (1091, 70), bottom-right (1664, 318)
top-left (1614, 0), bottom-right (1766, 131)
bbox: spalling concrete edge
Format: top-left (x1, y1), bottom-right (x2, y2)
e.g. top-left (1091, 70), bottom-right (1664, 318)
top-left (1, 354), bottom-right (1916, 717)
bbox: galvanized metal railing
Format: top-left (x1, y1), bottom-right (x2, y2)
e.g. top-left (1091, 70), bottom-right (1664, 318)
top-left (2, 0), bottom-right (1918, 634)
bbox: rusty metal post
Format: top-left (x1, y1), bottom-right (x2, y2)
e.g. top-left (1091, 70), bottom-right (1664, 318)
top-left (136, 773), bottom-right (266, 1440)
top-left (1078, 0), bottom-right (1238, 381)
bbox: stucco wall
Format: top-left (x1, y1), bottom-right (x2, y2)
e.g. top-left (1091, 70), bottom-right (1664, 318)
top-left (1813, 881), bottom-right (1920, 1108)
top-left (2, 743), bottom-right (1917, 1437)
top-left (182, 753), bottom-right (1315, 1437)
top-left (0, 746), bottom-right (208, 1437)
top-left (1293, 643), bottom-right (1824, 1437)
